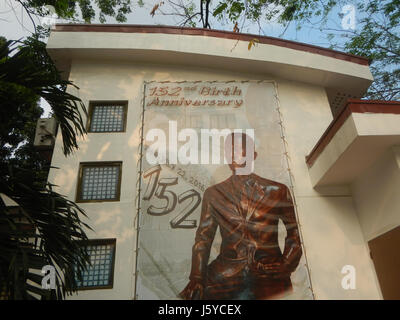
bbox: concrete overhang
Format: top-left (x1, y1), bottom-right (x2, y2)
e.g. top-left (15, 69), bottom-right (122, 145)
top-left (46, 24), bottom-right (373, 112)
top-left (306, 100), bottom-right (400, 187)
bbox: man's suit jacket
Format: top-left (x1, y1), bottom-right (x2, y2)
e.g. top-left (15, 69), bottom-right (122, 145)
top-left (189, 173), bottom-right (302, 285)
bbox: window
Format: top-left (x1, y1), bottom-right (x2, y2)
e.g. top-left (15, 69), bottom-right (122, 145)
top-left (76, 162), bottom-right (122, 202)
top-left (87, 101), bottom-right (128, 132)
top-left (75, 239), bottom-right (116, 290)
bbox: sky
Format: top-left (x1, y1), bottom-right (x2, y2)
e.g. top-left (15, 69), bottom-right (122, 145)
top-left (1, 0), bottom-right (354, 45)
top-left (0, 0), bottom-right (357, 116)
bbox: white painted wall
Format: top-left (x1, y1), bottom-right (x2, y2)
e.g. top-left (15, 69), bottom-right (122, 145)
top-left (48, 58), bottom-right (381, 300)
top-left (352, 146), bottom-right (400, 242)
top-left (309, 112), bottom-right (400, 187)
top-left (277, 81), bottom-right (382, 299)
top-left (47, 31), bottom-right (373, 86)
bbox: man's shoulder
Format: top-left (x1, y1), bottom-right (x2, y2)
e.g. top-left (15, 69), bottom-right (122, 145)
top-left (252, 175), bottom-right (294, 203)
top-left (252, 174), bottom-right (288, 190)
top-left (204, 178), bottom-right (229, 193)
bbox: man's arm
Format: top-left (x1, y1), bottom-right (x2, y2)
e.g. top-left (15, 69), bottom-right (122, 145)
top-left (179, 188), bottom-right (218, 299)
top-left (280, 185), bottom-right (302, 273)
top-left (255, 184), bottom-right (303, 277)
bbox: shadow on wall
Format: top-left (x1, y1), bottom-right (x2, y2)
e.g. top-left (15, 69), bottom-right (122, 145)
top-left (301, 193), bottom-right (380, 299)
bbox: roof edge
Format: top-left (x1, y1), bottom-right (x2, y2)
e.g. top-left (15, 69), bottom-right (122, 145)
top-left (306, 99), bottom-right (400, 168)
top-left (52, 24), bottom-right (370, 66)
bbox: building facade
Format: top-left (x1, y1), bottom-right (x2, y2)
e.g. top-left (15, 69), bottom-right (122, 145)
top-left (45, 24), bottom-right (400, 300)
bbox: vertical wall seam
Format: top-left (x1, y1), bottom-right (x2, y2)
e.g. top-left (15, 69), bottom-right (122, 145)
top-left (132, 82), bottom-right (147, 300)
top-left (273, 81), bottom-right (316, 300)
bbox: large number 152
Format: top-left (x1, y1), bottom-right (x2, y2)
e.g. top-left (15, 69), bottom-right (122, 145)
top-left (142, 165), bottom-right (201, 229)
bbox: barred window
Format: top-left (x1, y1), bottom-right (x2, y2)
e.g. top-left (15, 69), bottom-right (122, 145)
top-left (77, 162), bottom-right (122, 202)
top-left (88, 102), bottom-right (127, 132)
top-left (75, 239), bottom-right (116, 290)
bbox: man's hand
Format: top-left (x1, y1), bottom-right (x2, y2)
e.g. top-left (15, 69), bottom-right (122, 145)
top-left (255, 258), bottom-right (292, 278)
top-left (179, 279), bottom-right (204, 300)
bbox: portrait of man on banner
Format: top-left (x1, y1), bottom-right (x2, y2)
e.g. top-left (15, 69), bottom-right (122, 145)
top-left (135, 81), bottom-right (312, 300)
top-left (180, 132), bottom-right (302, 300)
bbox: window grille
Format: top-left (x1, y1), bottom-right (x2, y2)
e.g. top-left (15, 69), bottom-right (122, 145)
top-left (88, 102), bottom-right (127, 132)
top-left (75, 239), bottom-right (116, 290)
top-left (77, 162), bottom-right (122, 202)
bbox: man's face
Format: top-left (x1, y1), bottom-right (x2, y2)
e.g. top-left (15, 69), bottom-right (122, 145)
top-left (225, 133), bottom-right (257, 175)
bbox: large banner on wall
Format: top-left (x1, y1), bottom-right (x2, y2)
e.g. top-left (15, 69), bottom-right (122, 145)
top-left (136, 81), bottom-right (313, 300)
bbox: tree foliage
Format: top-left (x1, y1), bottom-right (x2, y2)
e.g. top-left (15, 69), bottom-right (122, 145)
top-left (335, 1), bottom-right (399, 100)
top-left (0, 164), bottom-right (91, 299)
top-left (18, 0), bottom-right (133, 23)
top-left (0, 0), bottom-right (146, 301)
top-left (0, 36), bottom-right (91, 299)
top-left (1, 37), bottom-right (87, 157)
top-left (216, 0), bottom-right (399, 100)
top-left (160, 0), bottom-right (399, 101)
